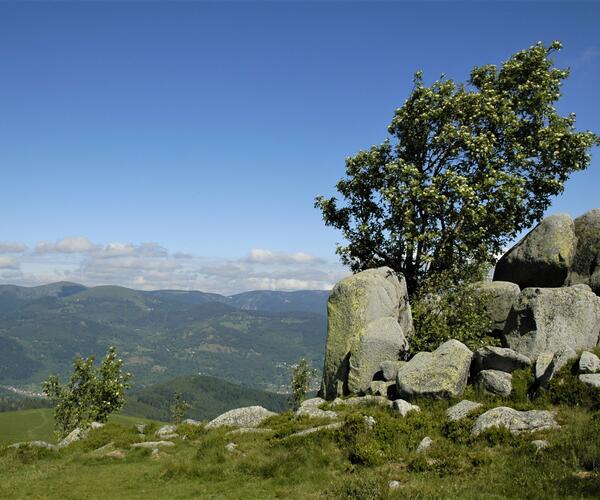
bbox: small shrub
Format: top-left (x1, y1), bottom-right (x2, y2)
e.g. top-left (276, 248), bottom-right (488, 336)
top-left (170, 392), bottom-right (191, 424)
top-left (546, 360), bottom-right (600, 410)
top-left (332, 471), bottom-right (389, 500)
top-left (290, 358), bottom-right (317, 410)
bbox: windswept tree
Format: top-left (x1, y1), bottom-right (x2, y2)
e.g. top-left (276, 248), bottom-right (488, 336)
top-left (43, 346), bottom-right (131, 436)
top-left (316, 41), bottom-right (598, 295)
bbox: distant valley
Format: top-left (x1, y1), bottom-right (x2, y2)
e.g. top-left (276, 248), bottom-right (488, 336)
top-left (0, 282), bottom-right (328, 393)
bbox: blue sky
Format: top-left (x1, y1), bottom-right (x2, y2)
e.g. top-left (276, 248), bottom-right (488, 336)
top-left (0, 1), bottom-right (598, 293)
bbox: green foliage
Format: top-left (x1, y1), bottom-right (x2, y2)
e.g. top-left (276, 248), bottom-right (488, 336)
top-left (410, 271), bottom-right (495, 352)
top-left (42, 346), bottom-right (131, 437)
top-left (169, 392), bottom-right (191, 424)
top-left (315, 41), bottom-right (599, 294)
top-left (289, 358), bottom-right (317, 409)
top-left (545, 360), bottom-right (600, 410)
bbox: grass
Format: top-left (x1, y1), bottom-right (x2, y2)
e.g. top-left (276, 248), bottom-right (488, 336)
top-left (0, 409), bottom-right (161, 445)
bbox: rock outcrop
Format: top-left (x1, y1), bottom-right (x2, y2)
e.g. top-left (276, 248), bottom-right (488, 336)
top-left (493, 214), bottom-right (577, 289)
top-left (502, 286), bottom-right (600, 360)
top-left (205, 406), bottom-right (277, 429)
top-left (320, 267), bottom-right (412, 399)
top-left (566, 209), bottom-right (600, 295)
top-left (396, 340), bottom-right (473, 400)
top-left (446, 400), bottom-right (483, 421)
top-left (472, 346), bottom-right (531, 373)
top-left (472, 407), bottom-right (559, 436)
top-left (471, 281), bottom-right (521, 334)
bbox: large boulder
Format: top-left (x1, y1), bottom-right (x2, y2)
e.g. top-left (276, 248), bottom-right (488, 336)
top-left (205, 406), bottom-right (277, 429)
top-left (396, 340), bottom-right (473, 400)
top-left (472, 346), bottom-right (531, 373)
top-left (502, 286), bottom-right (600, 360)
top-left (320, 267), bottom-right (412, 399)
top-left (472, 407), bottom-right (559, 436)
top-left (567, 209), bottom-right (600, 295)
top-left (471, 281), bottom-right (521, 334)
top-left (493, 213), bottom-right (577, 289)
top-left (446, 400), bottom-right (483, 421)
top-left (535, 346), bottom-right (578, 387)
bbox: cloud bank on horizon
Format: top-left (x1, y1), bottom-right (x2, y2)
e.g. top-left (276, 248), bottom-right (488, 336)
top-left (0, 236), bottom-right (348, 295)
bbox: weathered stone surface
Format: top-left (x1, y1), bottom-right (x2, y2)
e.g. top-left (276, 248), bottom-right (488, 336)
top-left (531, 439), bottom-right (550, 452)
top-left (473, 346), bottom-right (531, 373)
top-left (502, 286), bottom-right (600, 360)
top-left (348, 316), bottom-right (409, 394)
top-left (93, 442), bottom-right (115, 455)
top-left (296, 397), bottom-right (338, 419)
top-left (380, 360), bottom-right (405, 382)
top-left (535, 352), bottom-right (554, 382)
top-left (227, 427), bottom-right (274, 435)
top-left (131, 441), bottom-right (175, 449)
top-left (331, 395), bottom-right (392, 408)
top-left (57, 428), bottom-right (88, 449)
top-left (368, 380), bottom-right (394, 397)
top-left (535, 346), bottom-right (578, 388)
top-left (566, 209), bottom-right (600, 295)
top-left (320, 267), bottom-right (412, 399)
top-left (493, 213), bottom-right (576, 288)
top-left (392, 399), bottom-right (420, 417)
top-left (9, 441), bottom-right (57, 451)
top-left (156, 425), bottom-right (178, 440)
top-left (446, 400), bottom-right (483, 421)
top-left (579, 351), bottom-right (600, 374)
top-left (182, 419), bottom-right (201, 426)
top-left (90, 422), bottom-right (105, 430)
top-left (579, 373), bottom-right (600, 388)
top-left (472, 407), bottom-right (559, 436)
top-left (477, 370), bottom-right (513, 397)
top-left (225, 442), bottom-right (237, 452)
top-left (206, 406), bottom-right (277, 429)
top-left (396, 340), bottom-right (473, 400)
top-left (135, 424), bottom-right (147, 435)
top-left (471, 281), bottom-right (521, 334)
top-left (416, 436), bottom-right (432, 453)
top-left (363, 415), bottom-right (376, 429)
top-left (284, 422), bottom-right (342, 439)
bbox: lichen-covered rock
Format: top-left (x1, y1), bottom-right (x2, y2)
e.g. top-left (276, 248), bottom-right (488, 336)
top-left (502, 286), bottom-right (600, 360)
top-left (472, 346), bottom-right (531, 373)
top-left (396, 340), bottom-right (473, 400)
top-left (331, 395), bottom-right (392, 408)
top-left (9, 441), bottom-right (58, 451)
top-left (347, 317), bottom-right (409, 394)
top-left (205, 406), bottom-right (277, 429)
top-left (295, 398), bottom-right (338, 420)
top-left (380, 360), bottom-right (405, 382)
top-left (477, 370), bottom-right (512, 397)
top-left (131, 441), bottom-right (175, 449)
top-left (392, 399), bottom-right (420, 417)
top-left (57, 427), bottom-right (89, 449)
top-left (446, 400), bottom-right (483, 421)
top-left (493, 213), bottom-right (576, 288)
top-left (156, 425), bottom-right (178, 439)
top-left (579, 373), bottom-right (600, 388)
top-left (472, 407), bottom-right (559, 436)
top-left (320, 267), bottom-right (412, 399)
top-left (579, 351), bottom-right (600, 374)
top-left (471, 281), bottom-right (521, 334)
top-left (416, 436), bottom-right (432, 453)
top-left (535, 346), bottom-right (578, 388)
top-left (566, 209), bottom-right (600, 295)
top-left (368, 380), bottom-right (394, 397)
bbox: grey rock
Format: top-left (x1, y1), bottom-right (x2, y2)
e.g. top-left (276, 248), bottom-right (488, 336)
top-left (131, 441), bottom-right (175, 449)
top-left (493, 213), bottom-right (576, 288)
top-left (363, 415), bottom-right (376, 429)
top-left (536, 346), bottom-right (578, 387)
top-left (477, 370), bottom-right (513, 397)
top-left (579, 373), bottom-right (600, 388)
top-left (284, 422), bottom-right (343, 439)
top-left (446, 400), bottom-right (483, 421)
top-left (396, 340), bottom-right (473, 400)
top-left (300, 397), bottom-right (326, 408)
top-left (566, 209), bottom-right (600, 295)
top-left (579, 351), bottom-right (600, 374)
top-left (206, 406), bottom-right (277, 429)
top-left (90, 422), bottom-right (105, 430)
top-left (416, 436), bottom-right (433, 453)
top-left (227, 427), bottom-right (274, 435)
top-left (472, 407), bottom-right (559, 436)
top-left (57, 428), bottom-right (88, 449)
top-left (320, 267), bottom-right (412, 399)
top-left (389, 480), bottom-right (402, 490)
top-left (295, 405), bottom-right (338, 420)
top-left (348, 316), bottom-right (409, 394)
top-left (135, 424), bottom-right (147, 435)
top-left (9, 441), bottom-right (58, 451)
top-left (502, 286), bottom-right (600, 360)
top-left (368, 380), bottom-right (394, 397)
top-left (225, 442), bottom-right (237, 452)
top-left (380, 360), bottom-right (405, 382)
top-left (473, 346), bottom-right (531, 373)
top-left (156, 425), bottom-right (178, 440)
top-left (471, 281), bottom-right (521, 333)
top-left (182, 419), bottom-right (201, 426)
top-left (535, 352), bottom-right (555, 382)
top-left (331, 395), bottom-right (392, 408)
top-left (531, 439), bottom-right (550, 451)
top-left (392, 399), bottom-right (420, 417)
top-left (93, 442), bottom-right (115, 454)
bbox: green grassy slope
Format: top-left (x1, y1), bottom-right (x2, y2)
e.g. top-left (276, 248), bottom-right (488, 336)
top-left (0, 409), bottom-right (161, 445)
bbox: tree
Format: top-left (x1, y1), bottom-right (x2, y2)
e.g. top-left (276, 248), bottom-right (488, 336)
top-left (290, 358), bottom-right (317, 409)
top-left (315, 41), bottom-right (599, 295)
top-left (43, 346), bottom-right (131, 437)
top-left (170, 391), bottom-right (191, 424)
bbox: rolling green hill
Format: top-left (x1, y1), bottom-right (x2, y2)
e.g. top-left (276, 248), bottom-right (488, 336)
top-left (0, 282), bottom-right (327, 392)
top-left (124, 374), bottom-right (289, 421)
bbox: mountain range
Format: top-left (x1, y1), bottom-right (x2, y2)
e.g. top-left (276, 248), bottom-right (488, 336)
top-left (0, 282), bottom-right (329, 392)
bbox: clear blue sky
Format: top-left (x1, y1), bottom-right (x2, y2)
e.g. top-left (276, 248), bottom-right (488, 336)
top-left (0, 1), bottom-right (598, 293)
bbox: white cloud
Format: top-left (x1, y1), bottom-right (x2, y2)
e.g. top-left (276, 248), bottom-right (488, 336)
top-left (35, 236), bottom-right (97, 254)
top-left (0, 256), bottom-right (20, 270)
top-left (0, 242), bottom-right (27, 254)
top-left (242, 248), bottom-right (325, 265)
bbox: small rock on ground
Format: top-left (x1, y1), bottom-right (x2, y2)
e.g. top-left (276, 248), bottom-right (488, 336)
top-left (472, 407), bottom-right (559, 436)
top-left (531, 440), bottom-right (549, 452)
top-left (579, 351), bottom-right (600, 374)
top-left (225, 442), bottom-right (237, 452)
top-left (392, 399), bottom-right (420, 417)
top-left (284, 422), bottom-right (342, 439)
top-left (416, 436), bottom-right (432, 453)
top-left (131, 441), bottom-right (175, 450)
top-left (446, 400), bottom-right (483, 421)
top-left (579, 373), bottom-right (600, 388)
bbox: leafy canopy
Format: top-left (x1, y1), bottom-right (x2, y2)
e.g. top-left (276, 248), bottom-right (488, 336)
top-left (316, 41), bottom-right (599, 294)
top-left (43, 346), bottom-right (130, 437)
